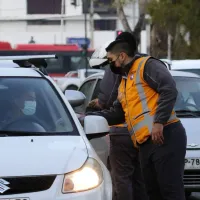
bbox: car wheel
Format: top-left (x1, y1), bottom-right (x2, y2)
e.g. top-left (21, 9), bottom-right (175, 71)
top-left (185, 191), bottom-right (191, 197)
top-left (66, 85), bottom-right (78, 90)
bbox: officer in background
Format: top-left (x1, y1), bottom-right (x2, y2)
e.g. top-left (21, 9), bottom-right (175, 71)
top-left (86, 37), bottom-right (148, 200)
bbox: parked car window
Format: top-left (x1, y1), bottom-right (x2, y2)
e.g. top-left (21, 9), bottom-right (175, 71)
top-left (174, 76), bottom-right (200, 111)
top-left (75, 79), bottom-right (97, 114)
top-left (0, 77), bottom-right (77, 135)
top-left (92, 79), bottom-right (101, 100)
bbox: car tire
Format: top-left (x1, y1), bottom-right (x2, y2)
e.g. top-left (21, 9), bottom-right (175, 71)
top-left (66, 85), bottom-right (78, 90)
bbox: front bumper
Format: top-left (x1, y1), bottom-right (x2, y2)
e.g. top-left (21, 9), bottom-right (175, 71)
top-left (0, 175), bottom-right (112, 200)
top-left (184, 170), bottom-right (200, 191)
top-left (184, 150), bottom-right (200, 191)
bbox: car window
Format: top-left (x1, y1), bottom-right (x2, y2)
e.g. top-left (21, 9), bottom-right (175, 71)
top-left (174, 76), bottom-right (200, 111)
top-left (92, 79), bottom-right (101, 100)
top-left (0, 77), bottom-right (78, 135)
top-left (84, 71), bottom-right (99, 78)
top-left (74, 79), bottom-right (97, 114)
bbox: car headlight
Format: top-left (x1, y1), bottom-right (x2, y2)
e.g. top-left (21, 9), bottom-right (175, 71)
top-left (62, 158), bottom-right (103, 193)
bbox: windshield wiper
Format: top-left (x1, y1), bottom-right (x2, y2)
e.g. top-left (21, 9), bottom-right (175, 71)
top-left (176, 110), bottom-right (200, 117)
top-left (0, 130), bottom-right (72, 136)
top-left (0, 130), bottom-right (47, 136)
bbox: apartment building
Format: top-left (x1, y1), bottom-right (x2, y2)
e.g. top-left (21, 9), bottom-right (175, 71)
top-left (0, 0), bottom-right (139, 48)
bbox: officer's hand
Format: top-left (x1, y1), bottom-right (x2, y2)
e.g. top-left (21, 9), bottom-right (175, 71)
top-left (151, 123), bottom-right (164, 145)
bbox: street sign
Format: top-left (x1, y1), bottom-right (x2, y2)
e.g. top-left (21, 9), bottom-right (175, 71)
top-left (67, 38), bottom-right (90, 48)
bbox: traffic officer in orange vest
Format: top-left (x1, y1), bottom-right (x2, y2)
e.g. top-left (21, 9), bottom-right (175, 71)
top-left (86, 32), bottom-right (187, 200)
top-left (86, 39), bottom-right (148, 200)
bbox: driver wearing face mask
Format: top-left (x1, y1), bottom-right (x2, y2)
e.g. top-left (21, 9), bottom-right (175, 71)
top-left (3, 89), bottom-right (37, 125)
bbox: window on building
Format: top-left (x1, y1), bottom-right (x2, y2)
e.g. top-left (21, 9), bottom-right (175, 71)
top-left (94, 20), bottom-right (116, 31)
top-left (27, 20), bottom-right (61, 25)
top-left (27, 0), bottom-right (62, 14)
top-left (83, 0), bottom-right (116, 14)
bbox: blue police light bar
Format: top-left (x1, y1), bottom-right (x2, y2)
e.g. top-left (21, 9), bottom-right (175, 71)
top-left (0, 55), bottom-right (56, 60)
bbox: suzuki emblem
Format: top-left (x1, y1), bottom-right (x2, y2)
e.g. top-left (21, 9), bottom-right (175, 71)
top-left (0, 178), bottom-right (10, 193)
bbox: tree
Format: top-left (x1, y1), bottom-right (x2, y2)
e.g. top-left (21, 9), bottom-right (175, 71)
top-left (147, 0), bottom-right (200, 59)
top-left (114, 0), bottom-right (149, 45)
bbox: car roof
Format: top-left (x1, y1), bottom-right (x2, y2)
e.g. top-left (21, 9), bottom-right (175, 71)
top-left (170, 70), bottom-right (200, 77)
top-left (0, 60), bottom-right (19, 68)
top-left (0, 54), bottom-right (56, 77)
top-left (82, 69), bottom-right (199, 84)
top-left (171, 60), bottom-right (200, 69)
top-left (0, 68), bottom-right (42, 77)
top-left (78, 69), bottom-right (103, 72)
top-left (0, 55), bottom-right (56, 60)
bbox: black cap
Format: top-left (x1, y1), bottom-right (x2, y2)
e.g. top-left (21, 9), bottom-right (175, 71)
top-left (106, 32), bottom-right (137, 52)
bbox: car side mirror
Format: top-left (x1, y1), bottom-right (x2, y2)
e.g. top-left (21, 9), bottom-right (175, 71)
top-left (65, 90), bottom-right (85, 107)
top-left (84, 115), bottom-right (110, 140)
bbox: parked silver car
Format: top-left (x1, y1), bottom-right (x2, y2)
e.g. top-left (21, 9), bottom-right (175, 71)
top-left (75, 69), bottom-right (200, 196)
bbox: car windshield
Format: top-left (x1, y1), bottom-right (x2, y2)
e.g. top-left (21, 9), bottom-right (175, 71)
top-left (0, 77), bottom-right (78, 135)
top-left (174, 76), bottom-right (200, 114)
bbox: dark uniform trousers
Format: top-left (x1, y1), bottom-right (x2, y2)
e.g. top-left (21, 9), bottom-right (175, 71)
top-left (138, 121), bottom-right (187, 200)
top-left (109, 127), bottom-right (149, 200)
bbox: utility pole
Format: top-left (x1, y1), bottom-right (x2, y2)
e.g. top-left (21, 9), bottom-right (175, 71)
top-left (84, 12), bottom-right (88, 77)
top-left (132, 0), bottom-right (136, 29)
top-left (82, 0), bottom-right (89, 77)
top-left (60, 0), bottom-right (65, 44)
top-left (90, 0), bottom-right (94, 48)
top-left (167, 33), bottom-right (172, 60)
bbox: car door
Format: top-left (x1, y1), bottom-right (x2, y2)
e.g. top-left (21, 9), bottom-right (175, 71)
top-left (74, 78), bottom-right (97, 115)
top-left (86, 78), bottom-right (110, 166)
top-left (76, 77), bottom-right (109, 166)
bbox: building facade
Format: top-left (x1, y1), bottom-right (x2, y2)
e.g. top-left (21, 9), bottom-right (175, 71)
top-left (0, 0), bottom-right (139, 49)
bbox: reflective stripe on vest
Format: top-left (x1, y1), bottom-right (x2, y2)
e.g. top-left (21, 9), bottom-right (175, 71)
top-left (128, 57), bottom-right (177, 135)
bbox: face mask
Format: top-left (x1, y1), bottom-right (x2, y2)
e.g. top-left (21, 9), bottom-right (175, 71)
top-left (109, 56), bottom-right (124, 74)
top-left (22, 101), bottom-right (36, 115)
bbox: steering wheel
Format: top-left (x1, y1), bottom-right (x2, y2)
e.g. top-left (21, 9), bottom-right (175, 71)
top-left (2, 116), bottom-right (47, 131)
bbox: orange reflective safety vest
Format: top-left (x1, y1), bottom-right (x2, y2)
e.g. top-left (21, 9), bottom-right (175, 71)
top-left (118, 56), bottom-right (179, 145)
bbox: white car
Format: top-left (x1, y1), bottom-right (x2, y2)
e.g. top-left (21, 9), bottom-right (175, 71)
top-left (76, 69), bottom-right (200, 196)
top-left (53, 69), bottom-right (104, 91)
top-left (171, 59), bottom-right (200, 76)
top-left (0, 55), bottom-right (112, 200)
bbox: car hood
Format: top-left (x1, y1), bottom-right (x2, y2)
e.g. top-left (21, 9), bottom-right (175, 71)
top-left (0, 136), bottom-right (88, 177)
top-left (180, 118), bottom-right (200, 147)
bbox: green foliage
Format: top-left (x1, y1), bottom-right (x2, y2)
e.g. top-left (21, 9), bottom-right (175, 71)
top-left (147, 0), bottom-right (200, 59)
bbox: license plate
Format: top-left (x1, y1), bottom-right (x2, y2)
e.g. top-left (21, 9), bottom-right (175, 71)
top-left (185, 158), bottom-right (200, 169)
